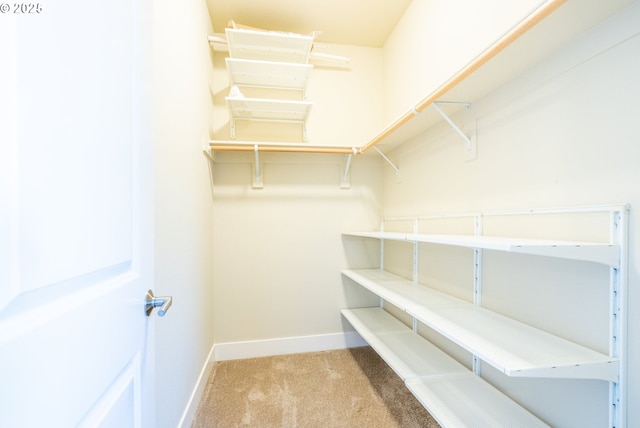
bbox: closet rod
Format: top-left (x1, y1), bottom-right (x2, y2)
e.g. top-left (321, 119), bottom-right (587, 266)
top-left (209, 143), bottom-right (358, 155)
top-left (360, 0), bottom-right (567, 153)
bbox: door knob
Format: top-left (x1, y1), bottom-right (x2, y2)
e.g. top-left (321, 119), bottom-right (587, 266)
top-left (145, 290), bottom-right (172, 317)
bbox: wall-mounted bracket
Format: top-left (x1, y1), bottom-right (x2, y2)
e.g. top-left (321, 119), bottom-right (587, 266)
top-left (252, 144), bottom-right (263, 189)
top-left (341, 149), bottom-right (357, 189)
top-left (432, 101), bottom-right (473, 153)
top-left (373, 146), bottom-right (400, 176)
top-left (202, 143), bottom-right (215, 162)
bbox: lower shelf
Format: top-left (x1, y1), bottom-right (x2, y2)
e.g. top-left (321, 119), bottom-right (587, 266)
top-left (226, 96), bottom-right (312, 140)
top-left (341, 307), bottom-right (550, 428)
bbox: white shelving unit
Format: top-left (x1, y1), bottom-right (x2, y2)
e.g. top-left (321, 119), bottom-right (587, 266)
top-left (342, 307), bottom-right (551, 428)
top-left (225, 97), bottom-right (313, 140)
top-left (342, 205), bottom-right (628, 427)
top-left (342, 269), bottom-right (618, 381)
top-left (226, 58), bottom-right (312, 92)
top-left (225, 28), bottom-right (314, 64)
top-left (221, 28), bottom-right (314, 141)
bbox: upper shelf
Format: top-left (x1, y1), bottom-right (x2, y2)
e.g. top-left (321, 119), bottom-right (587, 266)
top-left (225, 96), bottom-right (313, 140)
top-left (343, 231), bottom-right (620, 267)
top-left (225, 28), bottom-right (314, 64)
top-left (226, 97), bottom-right (312, 121)
top-left (209, 0), bottom-right (635, 155)
top-left (226, 58), bottom-right (312, 92)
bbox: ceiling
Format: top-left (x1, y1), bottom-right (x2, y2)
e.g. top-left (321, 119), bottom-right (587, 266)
top-left (206, 0), bottom-right (413, 48)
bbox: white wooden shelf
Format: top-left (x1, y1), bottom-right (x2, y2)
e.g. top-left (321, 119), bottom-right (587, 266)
top-left (225, 96), bottom-right (312, 140)
top-left (341, 307), bottom-right (468, 380)
top-left (342, 307), bottom-right (550, 428)
top-left (219, 28), bottom-right (315, 142)
top-left (226, 58), bottom-right (312, 92)
top-left (406, 375), bottom-right (549, 428)
top-left (343, 231), bottom-right (619, 267)
top-left (343, 268), bottom-right (618, 382)
top-left (342, 206), bottom-right (628, 426)
top-left (225, 28), bottom-right (313, 64)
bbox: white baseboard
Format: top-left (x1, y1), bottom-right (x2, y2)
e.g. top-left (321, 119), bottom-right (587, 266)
top-left (212, 331), bottom-right (367, 362)
top-left (177, 344), bottom-right (216, 428)
top-left (177, 331), bottom-right (366, 427)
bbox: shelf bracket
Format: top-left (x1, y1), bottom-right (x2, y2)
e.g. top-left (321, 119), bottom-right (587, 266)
top-left (202, 142), bottom-right (216, 197)
top-left (373, 146), bottom-right (400, 175)
top-left (432, 101), bottom-right (473, 153)
top-left (252, 144), bottom-right (263, 189)
top-left (202, 143), bottom-right (215, 162)
top-left (341, 149), bottom-right (356, 189)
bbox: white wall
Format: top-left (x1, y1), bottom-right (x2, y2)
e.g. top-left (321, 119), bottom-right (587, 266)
top-left (152, 0), bottom-right (215, 427)
top-left (211, 152), bottom-right (382, 344)
top-left (380, 3), bottom-right (640, 427)
top-left (210, 41), bottom-right (386, 345)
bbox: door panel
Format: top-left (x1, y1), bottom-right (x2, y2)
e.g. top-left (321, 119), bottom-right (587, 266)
top-left (0, 0), bottom-right (154, 426)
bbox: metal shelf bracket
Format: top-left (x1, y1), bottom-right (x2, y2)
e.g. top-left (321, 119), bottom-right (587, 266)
top-left (432, 101), bottom-right (473, 153)
top-left (341, 148), bottom-right (357, 189)
top-left (202, 143), bottom-right (214, 162)
top-left (373, 146), bottom-right (400, 175)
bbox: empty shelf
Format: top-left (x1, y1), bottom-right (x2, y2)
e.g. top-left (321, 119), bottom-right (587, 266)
top-left (226, 97), bottom-right (312, 122)
top-left (341, 307), bottom-right (468, 380)
top-left (342, 307), bottom-right (550, 428)
top-left (342, 269), bottom-right (618, 381)
top-left (226, 58), bottom-right (312, 91)
top-left (342, 268), bottom-right (466, 313)
top-left (343, 231), bottom-right (619, 267)
top-left (226, 28), bottom-right (314, 64)
top-left (406, 374), bottom-right (550, 428)
top-left (226, 96), bottom-right (312, 140)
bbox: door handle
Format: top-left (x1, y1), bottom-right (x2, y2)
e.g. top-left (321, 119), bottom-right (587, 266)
top-left (145, 290), bottom-right (172, 317)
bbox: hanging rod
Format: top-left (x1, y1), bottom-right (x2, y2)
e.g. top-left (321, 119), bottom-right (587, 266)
top-left (209, 141), bottom-right (359, 155)
top-left (359, 0), bottom-right (566, 153)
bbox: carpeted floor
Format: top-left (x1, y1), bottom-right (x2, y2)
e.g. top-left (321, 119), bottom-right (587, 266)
top-left (192, 346), bottom-right (440, 427)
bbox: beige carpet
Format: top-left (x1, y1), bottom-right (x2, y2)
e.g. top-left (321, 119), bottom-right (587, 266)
top-left (192, 346), bottom-right (440, 427)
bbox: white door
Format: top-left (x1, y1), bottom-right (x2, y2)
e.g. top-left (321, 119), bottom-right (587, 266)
top-left (0, 0), bottom-right (156, 427)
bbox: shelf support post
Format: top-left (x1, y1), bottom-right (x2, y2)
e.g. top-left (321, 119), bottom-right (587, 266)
top-left (609, 205), bottom-right (628, 428)
top-left (412, 218), bottom-right (419, 283)
top-left (203, 143), bottom-right (216, 197)
top-left (432, 101), bottom-right (473, 153)
top-left (472, 214), bottom-right (484, 376)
